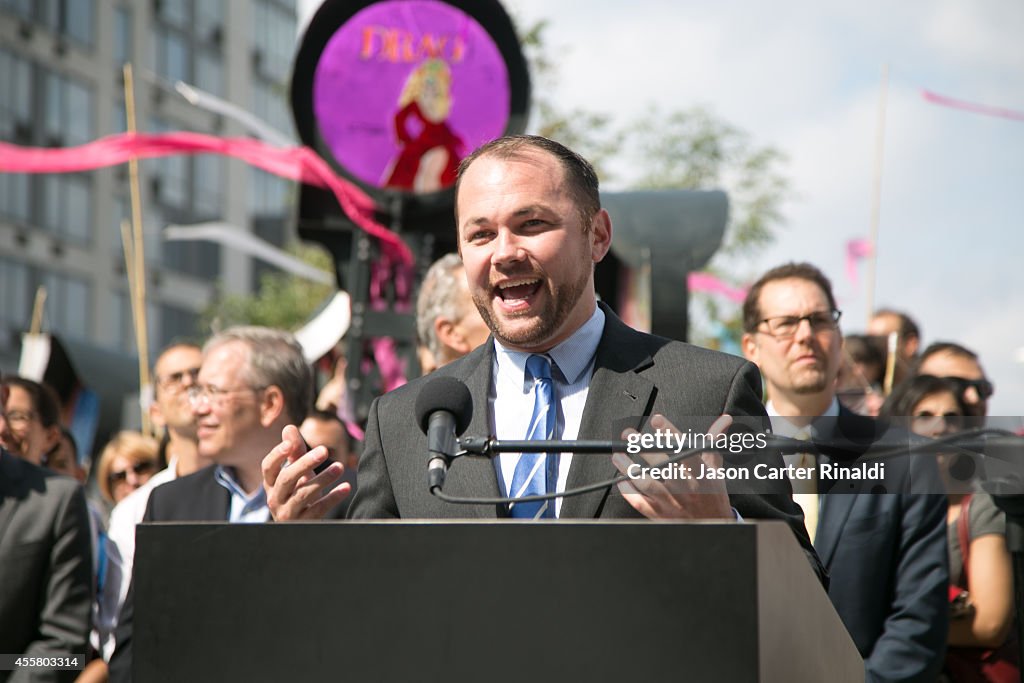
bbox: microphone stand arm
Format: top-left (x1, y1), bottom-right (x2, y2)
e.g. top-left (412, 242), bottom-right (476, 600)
top-left (458, 436), bottom-right (628, 457)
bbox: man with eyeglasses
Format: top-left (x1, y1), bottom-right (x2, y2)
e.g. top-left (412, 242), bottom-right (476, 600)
top-left (0, 375), bottom-right (93, 681)
top-left (741, 262), bottom-right (948, 683)
top-left (915, 342), bottom-right (993, 420)
top-left (0, 376), bottom-right (62, 466)
top-left (108, 327), bottom-right (314, 682)
top-left (100, 343), bottom-right (204, 659)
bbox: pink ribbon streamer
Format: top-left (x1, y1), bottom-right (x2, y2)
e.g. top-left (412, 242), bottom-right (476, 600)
top-left (0, 132), bottom-right (412, 265)
top-left (845, 238), bottom-right (874, 286)
top-left (921, 90), bottom-right (1024, 123)
top-left (687, 272), bottom-right (748, 304)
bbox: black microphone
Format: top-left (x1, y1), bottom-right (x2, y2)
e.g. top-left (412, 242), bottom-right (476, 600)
top-left (414, 376), bottom-right (474, 491)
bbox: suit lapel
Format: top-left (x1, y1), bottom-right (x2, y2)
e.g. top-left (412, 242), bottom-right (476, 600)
top-left (440, 343), bottom-right (502, 518)
top-left (561, 311), bottom-right (655, 519)
top-left (814, 409), bottom-right (877, 566)
top-left (813, 465), bottom-right (856, 567)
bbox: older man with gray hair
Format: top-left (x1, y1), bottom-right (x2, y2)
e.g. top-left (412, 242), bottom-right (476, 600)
top-left (415, 253), bottom-right (490, 374)
top-left (108, 326), bottom-right (315, 681)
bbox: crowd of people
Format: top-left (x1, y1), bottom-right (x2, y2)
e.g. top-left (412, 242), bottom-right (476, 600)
top-left (0, 134), bottom-right (1017, 682)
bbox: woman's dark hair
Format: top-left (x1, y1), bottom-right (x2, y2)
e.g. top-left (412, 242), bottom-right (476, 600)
top-left (880, 375), bottom-right (966, 418)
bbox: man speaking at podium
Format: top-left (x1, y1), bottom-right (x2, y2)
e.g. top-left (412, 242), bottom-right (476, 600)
top-left (263, 135), bottom-right (823, 582)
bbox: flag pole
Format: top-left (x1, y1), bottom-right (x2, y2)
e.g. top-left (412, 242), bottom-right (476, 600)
top-left (123, 63), bottom-right (151, 434)
top-left (29, 286), bottom-right (47, 335)
top-left (864, 63), bottom-right (889, 322)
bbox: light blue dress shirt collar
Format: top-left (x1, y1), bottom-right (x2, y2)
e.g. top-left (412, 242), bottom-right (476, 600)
top-left (214, 465), bottom-right (270, 523)
top-left (492, 306), bottom-right (605, 388)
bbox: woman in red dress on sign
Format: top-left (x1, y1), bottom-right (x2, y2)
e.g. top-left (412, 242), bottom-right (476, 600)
top-left (382, 58), bottom-right (464, 193)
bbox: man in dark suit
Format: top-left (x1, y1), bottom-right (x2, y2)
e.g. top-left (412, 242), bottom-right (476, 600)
top-left (741, 262), bottom-right (948, 683)
top-left (0, 380), bottom-right (93, 683)
top-left (108, 327), bottom-right (314, 681)
top-left (263, 135), bottom-right (822, 580)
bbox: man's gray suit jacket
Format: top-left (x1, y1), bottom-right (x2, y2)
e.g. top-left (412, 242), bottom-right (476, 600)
top-left (350, 306), bottom-right (825, 583)
top-left (0, 451), bottom-right (92, 683)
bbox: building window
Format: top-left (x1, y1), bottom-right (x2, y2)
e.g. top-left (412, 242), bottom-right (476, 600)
top-left (60, 0), bottom-right (94, 47)
top-left (113, 6), bottom-right (132, 67)
top-left (252, 0), bottom-right (296, 84)
top-left (248, 168), bottom-right (293, 216)
top-left (0, 265), bottom-right (92, 341)
top-left (0, 50), bottom-right (33, 223)
top-left (111, 290), bottom-right (158, 353)
top-left (42, 174), bottom-right (92, 245)
top-left (112, 196), bottom-right (162, 263)
top-left (0, 257), bottom-right (31, 333)
top-left (44, 71), bottom-right (93, 147)
top-left (194, 155), bottom-right (223, 218)
top-left (160, 303), bottom-right (200, 348)
top-left (151, 0), bottom-right (224, 95)
top-left (43, 271), bottom-right (91, 340)
top-left (0, 54), bottom-right (95, 238)
top-left (145, 184), bottom-right (221, 280)
top-left (0, 49), bottom-right (33, 142)
top-left (156, 0), bottom-right (188, 28)
top-left (251, 78), bottom-right (294, 140)
top-left (0, 0), bottom-right (34, 22)
top-left (0, 0), bottom-right (95, 47)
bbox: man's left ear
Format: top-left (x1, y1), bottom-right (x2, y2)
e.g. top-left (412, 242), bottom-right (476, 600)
top-left (590, 209), bottom-right (613, 262)
top-left (259, 385), bottom-right (286, 427)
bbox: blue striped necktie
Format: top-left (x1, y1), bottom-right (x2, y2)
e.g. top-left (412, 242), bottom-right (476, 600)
top-left (510, 354), bottom-right (556, 519)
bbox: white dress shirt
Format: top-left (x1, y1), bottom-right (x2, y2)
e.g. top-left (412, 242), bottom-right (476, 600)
top-left (491, 307), bottom-right (605, 518)
top-left (99, 457), bottom-right (180, 659)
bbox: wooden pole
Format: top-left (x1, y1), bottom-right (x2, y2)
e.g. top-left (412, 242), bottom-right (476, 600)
top-left (29, 286), bottom-right (48, 336)
top-left (123, 63), bottom-right (151, 434)
top-left (864, 63), bottom-right (889, 322)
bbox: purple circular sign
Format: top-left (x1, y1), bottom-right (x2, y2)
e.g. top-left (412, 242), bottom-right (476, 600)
top-left (313, 0), bottom-right (511, 194)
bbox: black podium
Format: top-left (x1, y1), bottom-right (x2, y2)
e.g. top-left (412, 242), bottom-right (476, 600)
top-left (134, 521), bottom-right (862, 682)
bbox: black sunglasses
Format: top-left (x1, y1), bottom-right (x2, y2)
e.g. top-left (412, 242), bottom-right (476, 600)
top-left (920, 375), bottom-right (994, 401)
top-left (109, 461), bottom-right (155, 484)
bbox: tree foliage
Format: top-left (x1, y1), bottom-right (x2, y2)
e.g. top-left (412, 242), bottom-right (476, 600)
top-left (518, 18), bottom-right (791, 350)
top-left (201, 244), bottom-right (335, 332)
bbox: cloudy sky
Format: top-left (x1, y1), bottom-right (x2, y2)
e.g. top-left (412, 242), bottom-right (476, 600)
top-left (509, 0), bottom-right (1024, 416)
top-left (299, 0), bottom-right (1024, 415)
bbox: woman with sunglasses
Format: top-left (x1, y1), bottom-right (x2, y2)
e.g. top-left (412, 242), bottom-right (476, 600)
top-left (882, 376), bottom-right (1016, 681)
top-left (96, 431), bottom-right (159, 507)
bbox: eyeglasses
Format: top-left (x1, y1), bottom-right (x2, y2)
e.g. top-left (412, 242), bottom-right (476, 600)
top-left (756, 310), bottom-right (842, 338)
top-left (187, 383), bottom-right (266, 408)
top-left (109, 461), bottom-right (155, 485)
top-left (921, 375), bottom-right (995, 401)
top-left (157, 367), bottom-right (200, 393)
top-left (4, 410), bottom-right (39, 428)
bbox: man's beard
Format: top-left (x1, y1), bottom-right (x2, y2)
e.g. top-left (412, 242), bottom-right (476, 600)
top-left (790, 369), bottom-right (831, 395)
top-left (473, 265), bottom-right (590, 350)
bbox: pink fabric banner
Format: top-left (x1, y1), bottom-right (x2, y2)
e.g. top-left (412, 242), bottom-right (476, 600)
top-left (845, 238), bottom-right (875, 286)
top-left (921, 90), bottom-right (1024, 123)
top-left (0, 132), bottom-right (412, 264)
top-left (687, 272), bottom-right (748, 303)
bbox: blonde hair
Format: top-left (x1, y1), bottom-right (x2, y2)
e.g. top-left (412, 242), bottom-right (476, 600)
top-left (96, 431), bottom-right (159, 504)
top-left (399, 58), bottom-right (452, 122)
